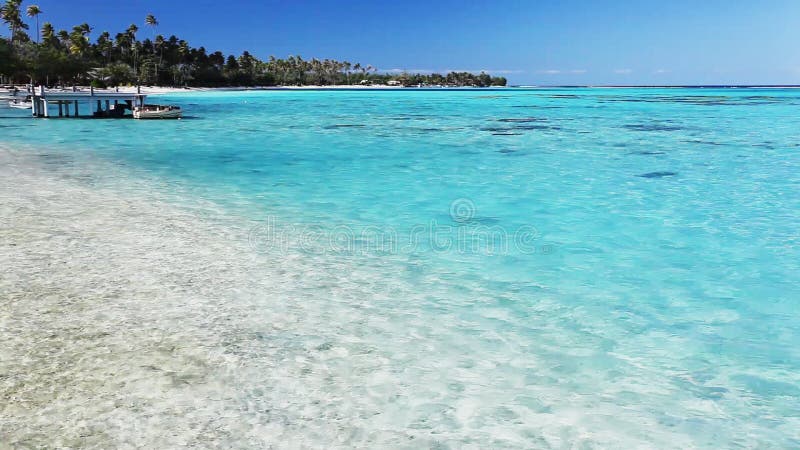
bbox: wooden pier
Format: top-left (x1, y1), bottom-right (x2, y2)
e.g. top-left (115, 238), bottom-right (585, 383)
top-left (30, 86), bottom-right (147, 118)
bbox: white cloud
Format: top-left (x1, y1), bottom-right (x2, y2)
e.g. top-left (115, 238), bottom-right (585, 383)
top-left (480, 69), bottom-right (524, 75)
top-left (384, 68), bottom-right (523, 75)
top-left (536, 69), bottom-right (587, 75)
top-left (385, 68), bottom-right (430, 73)
top-left (614, 69), bottom-right (633, 75)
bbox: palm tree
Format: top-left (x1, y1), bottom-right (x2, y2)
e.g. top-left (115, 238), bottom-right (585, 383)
top-left (114, 32), bottom-right (127, 59)
top-left (144, 14), bottom-right (157, 54)
top-left (178, 40), bottom-right (189, 63)
top-left (126, 23), bottom-right (138, 41)
top-left (96, 31), bottom-right (111, 62)
top-left (40, 21), bottom-right (55, 46)
top-left (126, 23), bottom-right (139, 78)
top-left (1, 0), bottom-right (27, 44)
top-left (153, 34), bottom-right (164, 81)
top-left (176, 40), bottom-right (191, 85)
top-left (26, 4), bottom-right (41, 43)
top-left (343, 61), bottom-right (351, 85)
top-left (56, 29), bottom-right (69, 47)
top-left (277, 58), bottom-right (288, 85)
top-left (286, 55), bottom-right (296, 84)
top-left (145, 13), bottom-right (158, 30)
top-left (68, 23), bottom-right (90, 55)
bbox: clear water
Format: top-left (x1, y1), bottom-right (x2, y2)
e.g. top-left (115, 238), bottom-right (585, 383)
top-left (2, 88), bottom-right (800, 447)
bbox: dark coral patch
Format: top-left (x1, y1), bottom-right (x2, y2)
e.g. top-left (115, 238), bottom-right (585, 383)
top-left (624, 124), bottom-right (683, 132)
top-left (637, 171), bottom-right (677, 178)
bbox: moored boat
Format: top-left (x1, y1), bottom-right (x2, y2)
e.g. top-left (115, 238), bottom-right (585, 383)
top-left (8, 96), bottom-right (33, 109)
top-left (133, 104), bottom-right (182, 119)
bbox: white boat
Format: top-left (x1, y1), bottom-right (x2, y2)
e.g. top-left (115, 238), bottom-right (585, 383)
top-left (8, 97), bottom-right (32, 109)
top-left (133, 104), bottom-right (182, 119)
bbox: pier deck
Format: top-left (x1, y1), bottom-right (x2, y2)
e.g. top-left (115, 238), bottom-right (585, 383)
top-left (30, 86), bottom-right (147, 118)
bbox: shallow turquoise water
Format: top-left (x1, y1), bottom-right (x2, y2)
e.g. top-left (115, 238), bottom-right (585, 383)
top-left (3, 88), bottom-right (800, 447)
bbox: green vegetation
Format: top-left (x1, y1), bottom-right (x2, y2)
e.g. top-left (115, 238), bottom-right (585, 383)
top-left (0, 1), bottom-right (507, 87)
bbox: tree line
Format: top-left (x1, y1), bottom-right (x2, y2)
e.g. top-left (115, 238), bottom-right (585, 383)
top-left (0, 1), bottom-right (507, 88)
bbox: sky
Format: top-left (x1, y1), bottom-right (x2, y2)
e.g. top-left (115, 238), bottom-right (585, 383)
top-left (7, 0), bottom-right (800, 85)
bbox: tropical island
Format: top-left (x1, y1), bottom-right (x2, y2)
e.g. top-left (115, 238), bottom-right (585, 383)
top-left (0, 1), bottom-right (507, 88)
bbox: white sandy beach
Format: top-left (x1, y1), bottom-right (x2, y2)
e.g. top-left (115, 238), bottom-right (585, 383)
top-left (1, 84), bottom-right (412, 98)
top-left (0, 146), bottom-right (412, 447)
top-left (124, 85), bottom-right (410, 94)
top-left (2, 146), bottom-right (556, 448)
top-left (0, 146), bottom-right (270, 447)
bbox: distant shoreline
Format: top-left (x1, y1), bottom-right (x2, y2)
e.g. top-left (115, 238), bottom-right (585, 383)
top-left (140, 84), bottom-right (800, 93)
top-left (122, 84), bottom-right (800, 93)
top-left (4, 84), bottom-right (799, 98)
top-left (535, 85), bottom-right (800, 89)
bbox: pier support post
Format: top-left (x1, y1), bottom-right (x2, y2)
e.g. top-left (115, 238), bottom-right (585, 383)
top-left (74, 100), bottom-right (79, 117)
top-left (43, 100), bottom-right (49, 117)
top-left (58, 102), bottom-right (63, 117)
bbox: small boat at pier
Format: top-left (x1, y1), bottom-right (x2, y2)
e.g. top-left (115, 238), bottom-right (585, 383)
top-left (133, 104), bottom-right (182, 119)
top-left (8, 96), bottom-right (33, 109)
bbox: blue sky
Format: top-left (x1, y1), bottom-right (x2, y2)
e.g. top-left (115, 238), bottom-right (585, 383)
top-left (9, 0), bottom-right (800, 85)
